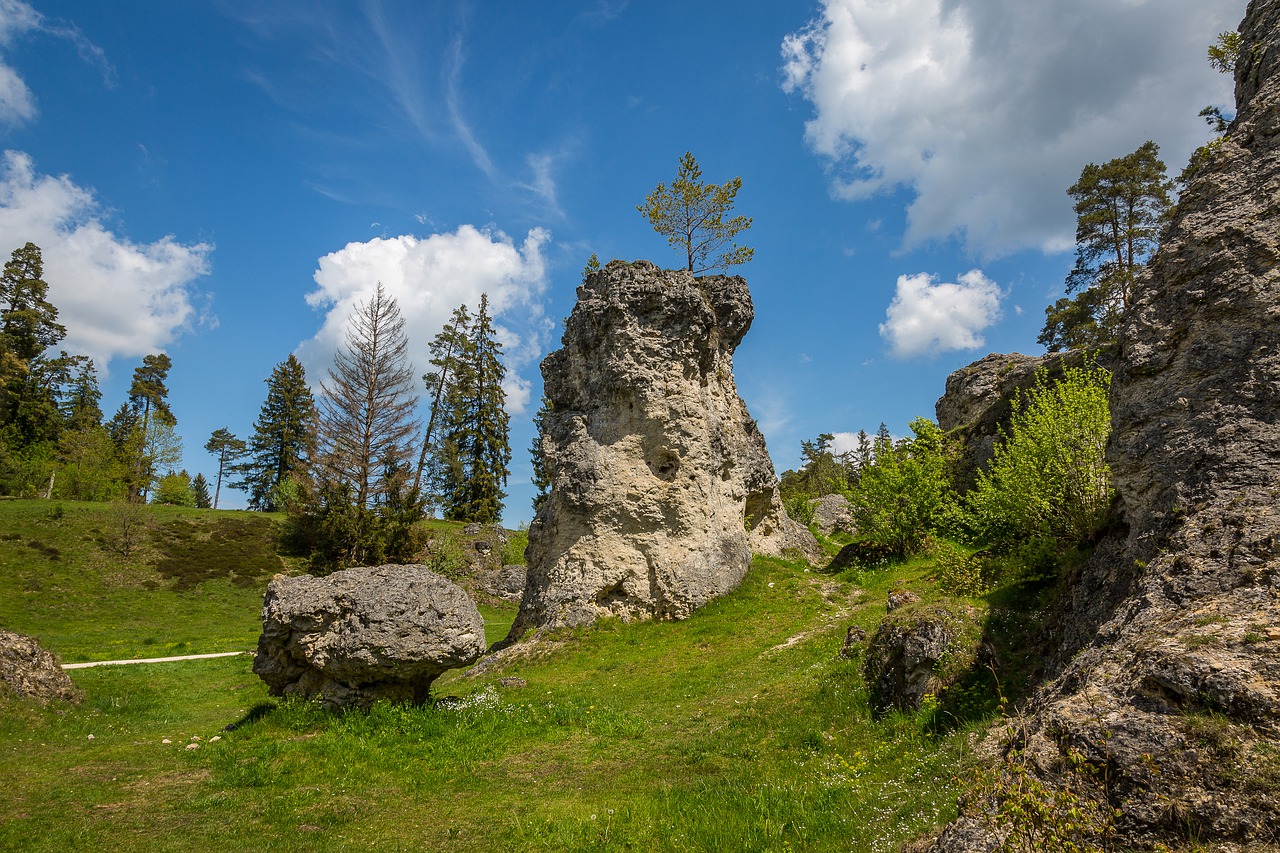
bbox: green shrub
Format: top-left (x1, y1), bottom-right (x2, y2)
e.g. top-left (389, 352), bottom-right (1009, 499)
top-left (501, 526), bottom-right (529, 565)
top-left (963, 359), bottom-right (1112, 549)
top-left (933, 542), bottom-right (989, 597)
top-left (847, 418), bottom-right (956, 560)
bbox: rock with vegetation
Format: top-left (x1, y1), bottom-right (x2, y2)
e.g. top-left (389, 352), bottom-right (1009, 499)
top-left (809, 492), bottom-right (854, 536)
top-left (933, 2), bottom-right (1280, 846)
top-left (508, 260), bottom-right (817, 639)
top-left (864, 602), bottom-right (981, 716)
top-left (934, 350), bottom-right (1085, 492)
top-left (0, 628), bottom-right (81, 704)
top-left (253, 565), bottom-right (486, 709)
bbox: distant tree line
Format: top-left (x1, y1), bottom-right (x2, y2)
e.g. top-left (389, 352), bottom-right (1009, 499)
top-left (0, 244), bottom-right (514, 572)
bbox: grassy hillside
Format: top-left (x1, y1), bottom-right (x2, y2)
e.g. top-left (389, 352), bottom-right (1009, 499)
top-left (0, 500), bottom-right (1011, 851)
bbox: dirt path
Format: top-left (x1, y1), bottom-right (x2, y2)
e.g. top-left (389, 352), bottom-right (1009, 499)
top-left (61, 651), bottom-right (245, 670)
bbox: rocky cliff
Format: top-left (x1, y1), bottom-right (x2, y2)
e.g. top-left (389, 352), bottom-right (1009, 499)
top-left (507, 260), bottom-right (816, 640)
top-left (933, 1), bottom-right (1280, 846)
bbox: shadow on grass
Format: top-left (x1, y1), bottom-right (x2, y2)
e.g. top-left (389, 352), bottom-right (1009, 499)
top-left (223, 701), bottom-right (276, 732)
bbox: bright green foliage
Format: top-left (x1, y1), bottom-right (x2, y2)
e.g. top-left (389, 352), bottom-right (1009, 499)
top-left (637, 152), bottom-right (754, 273)
top-left (963, 361), bottom-right (1112, 549)
top-left (433, 294), bottom-right (511, 523)
top-left (192, 472), bottom-right (212, 508)
top-left (142, 416), bottom-right (184, 501)
top-left (1208, 30), bottom-right (1242, 73)
top-left (127, 354), bottom-right (176, 501)
top-left (204, 427), bottom-right (246, 510)
top-left (1039, 142), bottom-right (1172, 352)
top-left (583, 252), bottom-right (601, 277)
top-left (847, 418), bottom-right (955, 559)
top-left (54, 425), bottom-right (121, 501)
top-left (237, 354), bottom-right (316, 511)
top-left (316, 283), bottom-right (420, 510)
top-left (152, 469), bottom-right (195, 506)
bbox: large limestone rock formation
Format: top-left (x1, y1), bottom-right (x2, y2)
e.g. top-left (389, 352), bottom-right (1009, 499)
top-left (508, 260), bottom-right (817, 639)
top-left (933, 1), bottom-right (1280, 846)
top-left (0, 628), bottom-right (81, 704)
top-left (253, 565), bottom-right (486, 709)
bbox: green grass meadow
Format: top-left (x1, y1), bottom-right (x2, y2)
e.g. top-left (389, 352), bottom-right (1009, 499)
top-left (0, 500), bottom-right (1005, 851)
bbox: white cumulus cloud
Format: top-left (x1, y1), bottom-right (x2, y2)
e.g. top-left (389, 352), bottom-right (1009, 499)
top-left (880, 269), bottom-right (1002, 358)
top-left (0, 151), bottom-right (212, 373)
top-left (298, 225), bottom-right (551, 415)
top-left (782, 0), bottom-right (1241, 257)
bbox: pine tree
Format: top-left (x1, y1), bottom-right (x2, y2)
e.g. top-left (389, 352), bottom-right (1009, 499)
top-left (127, 354), bottom-right (175, 501)
top-left (434, 293), bottom-right (511, 522)
top-left (204, 427), bottom-right (247, 510)
top-left (317, 283), bottom-right (421, 509)
top-left (1040, 142), bottom-right (1172, 352)
top-left (237, 354), bottom-right (317, 511)
top-left (637, 152), bottom-right (754, 273)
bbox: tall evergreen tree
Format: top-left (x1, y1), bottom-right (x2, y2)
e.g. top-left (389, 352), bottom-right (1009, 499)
top-left (414, 303), bottom-right (471, 496)
top-left (237, 354), bottom-right (317, 511)
top-left (0, 243), bottom-right (68, 448)
top-left (317, 283), bottom-right (420, 509)
top-left (1040, 141), bottom-right (1173, 352)
top-left (192, 473), bottom-right (212, 509)
top-left (59, 356), bottom-right (102, 431)
top-left (530, 394), bottom-right (552, 513)
top-left (434, 293), bottom-right (511, 523)
top-left (204, 427), bottom-right (247, 510)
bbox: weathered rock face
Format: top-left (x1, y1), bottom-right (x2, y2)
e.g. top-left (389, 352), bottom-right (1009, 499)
top-left (508, 260), bottom-right (817, 639)
top-left (0, 629), bottom-right (81, 704)
top-left (253, 565), bottom-right (486, 709)
top-left (809, 492), bottom-right (854, 536)
top-left (933, 2), bottom-right (1280, 846)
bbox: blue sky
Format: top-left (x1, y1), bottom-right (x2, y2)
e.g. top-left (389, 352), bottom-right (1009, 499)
top-left (0, 0), bottom-right (1241, 522)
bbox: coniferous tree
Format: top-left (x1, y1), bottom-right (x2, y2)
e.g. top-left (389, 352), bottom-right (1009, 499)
top-left (637, 152), bottom-right (753, 273)
top-left (414, 303), bottom-right (471, 496)
top-left (317, 283), bottom-right (421, 509)
top-left (192, 473), bottom-right (212, 509)
top-left (530, 394), bottom-right (552, 513)
top-left (127, 354), bottom-right (175, 500)
top-left (204, 427), bottom-right (247, 510)
top-left (434, 293), bottom-right (511, 522)
top-left (237, 354), bottom-right (316, 511)
top-left (1040, 142), bottom-right (1173, 352)
top-left (60, 356), bottom-right (102, 431)
top-left (0, 243), bottom-right (68, 448)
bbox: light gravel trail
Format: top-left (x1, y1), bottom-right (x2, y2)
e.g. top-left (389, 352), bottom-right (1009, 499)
top-left (61, 651), bottom-right (246, 670)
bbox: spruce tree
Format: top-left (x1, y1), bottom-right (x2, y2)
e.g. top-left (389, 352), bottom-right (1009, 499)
top-left (414, 303), bottom-right (471, 496)
top-left (0, 243), bottom-right (68, 448)
top-left (530, 394), bottom-right (552, 513)
top-left (237, 354), bottom-right (316, 511)
top-left (192, 473), bottom-right (212, 509)
top-left (434, 293), bottom-right (511, 523)
top-left (317, 283), bottom-right (420, 509)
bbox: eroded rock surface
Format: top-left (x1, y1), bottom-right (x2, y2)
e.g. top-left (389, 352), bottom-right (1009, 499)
top-left (933, 1), bottom-right (1280, 846)
top-left (508, 260), bottom-right (816, 639)
top-left (0, 628), bottom-right (81, 704)
top-left (864, 602), bottom-right (981, 716)
top-left (253, 565), bottom-right (486, 709)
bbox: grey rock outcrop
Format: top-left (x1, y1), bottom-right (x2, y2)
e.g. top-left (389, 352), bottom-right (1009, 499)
top-left (809, 493), bottom-right (854, 536)
top-left (508, 260), bottom-right (818, 640)
top-left (864, 602), bottom-right (981, 716)
top-left (253, 565), bottom-right (486, 709)
top-left (933, 1), bottom-right (1280, 846)
top-left (0, 629), bottom-right (81, 704)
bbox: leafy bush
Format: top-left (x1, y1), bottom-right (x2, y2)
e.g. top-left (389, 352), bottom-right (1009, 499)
top-left (784, 492), bottom-right (816, 526)
top-left (501, 526), bottom-right (529, 565)
top-left (847, 418), bottom-right (956, 560)
top-left (933, 542), bottom-right (990, 597)
top-left (963, 360), bottom-right (1112, 549)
